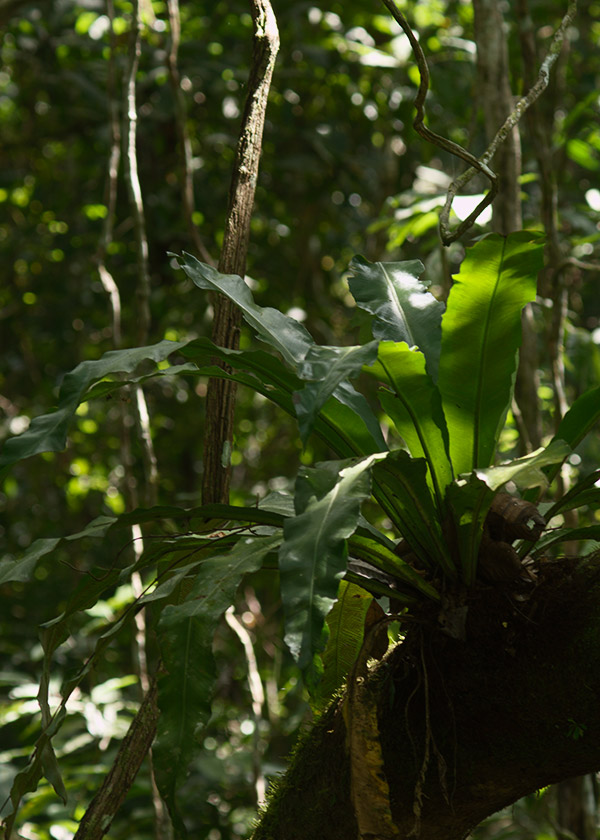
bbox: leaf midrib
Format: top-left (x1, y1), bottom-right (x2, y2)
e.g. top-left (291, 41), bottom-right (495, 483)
top-left (472, 238), bottom-right (507, 469)
top-left (381, 264), bottom-right (415, 346)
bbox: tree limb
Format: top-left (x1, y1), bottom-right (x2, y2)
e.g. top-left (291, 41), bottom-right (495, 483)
top-left (252, 558), bottom-right (600, 840)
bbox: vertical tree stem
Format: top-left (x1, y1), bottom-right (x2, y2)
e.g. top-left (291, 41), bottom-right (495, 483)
top-left (124, 0), bottom-right (151, 347)
top-left (225, 607), bottom-right (267, 806)
top-left (75, 6), bottom-right (166, 838)
top-left (73, 679), bottom-right (160, 840)
top-left (472, 0), bottom-right (522, 234)
top-left (202, 0), bottom-right (279, 505)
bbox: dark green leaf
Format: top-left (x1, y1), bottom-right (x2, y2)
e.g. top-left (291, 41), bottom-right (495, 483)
top-left (178, 265), bottom-right (387, 452)
top-left (294, 341), bottom-right (380, 445)
top-left (154, 534), bottom-right (281, 834)
top-left (183, 337), bottom-right (386, 455)
top-left (532, 525), bottom-right (600, 556)
top-left (446, 474), bottom-right (495, 586)
top-left (544, 469), bottom-right (600, 519)
top-left (82, 362), bottom-right (200, 401)
top-left (0, 340), bottom-right (187, 473)
top-left (543, 386), bottom-right (600, 486)
top-left (373, 451), bottom-right (455, 578)
top-left (279, 454), bottom-right (386, 682)
top-left (348, 533), bottom-right (440, 601)
top-left (177, 254), bottom-right (314, 366)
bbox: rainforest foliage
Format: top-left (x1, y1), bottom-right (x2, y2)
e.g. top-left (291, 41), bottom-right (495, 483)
top-left (1, 1), bottom-right (600, 839)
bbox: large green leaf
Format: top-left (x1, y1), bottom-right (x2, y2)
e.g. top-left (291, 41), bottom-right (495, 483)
top-left (181, 336), bottom-right (301, 396)
top-left (437, 232), bottom-right (543, 475)
top-left (177, 255), bottom-right (387, 450)
top-left (154, 533), bottom-right (281, 837)
top-left (185, 338), bottom-right (384, 455)
top-left (81, 363), bottom-right (200, 401)
top-left (182, 339), bottom-right (384, 456)
top-left (554, 385), bottom-right (600, 448)
top-left (176, 254), bottom-right (314, 366)
top-left (531, 525), bottom-right (600, 557)
top-left (0, 503), bottom-right (285, 587)
top-left (347, 255), bottom-right (444, 380)
top-left (544, 469), bottom-right (600, 519)
top-left (294, 341), bottom-right (380, 445)
top-left (0, 339), bottom-right (187, 473)
top-left (365, 341), bottom-right (453, 512)
top-left (279, 454), bottom-right (386, 683)
top-left (448, 444), bottom-right (571, 582)
top-left (330, 380), bottom-right (388, 452)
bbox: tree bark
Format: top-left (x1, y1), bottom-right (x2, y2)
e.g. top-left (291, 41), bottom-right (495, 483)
top-left (202, 1), bottom-right (279, 505)
top-left (252, 558), bottom-right (600, 840)
top-left (73, 679), bottom-right (160, 840)
top-left (472, 0), bottom-right (522, 234)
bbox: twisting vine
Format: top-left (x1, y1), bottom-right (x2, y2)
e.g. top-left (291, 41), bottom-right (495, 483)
top-left (380, 0), bottom-right (578, 245)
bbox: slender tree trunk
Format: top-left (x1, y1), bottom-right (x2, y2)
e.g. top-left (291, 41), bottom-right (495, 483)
top-left (472, 0), bottom-right (522, 234)
top-left (73, 679), bottom-right (160, 840)
top-left (202, 1), bottom-right (279, 505)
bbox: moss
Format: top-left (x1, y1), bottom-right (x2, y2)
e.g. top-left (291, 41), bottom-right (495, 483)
top-left (251, 702), bottom-right (356, 840)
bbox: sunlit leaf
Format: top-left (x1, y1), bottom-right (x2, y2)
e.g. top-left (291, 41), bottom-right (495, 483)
top-left (348, 254), bottom-right (444, 379)
top-left (437, 232), bottom-right (543, 475)
top-left (473, 440), bottom-right (571, 491)
top-left (314, 580), bottom-right (373, 709)
top-left (365, 341), bottom-right (453, 511)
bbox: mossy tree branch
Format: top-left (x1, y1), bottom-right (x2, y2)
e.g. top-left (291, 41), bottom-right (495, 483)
top-left (252, 558), bottom-right (600, 840)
